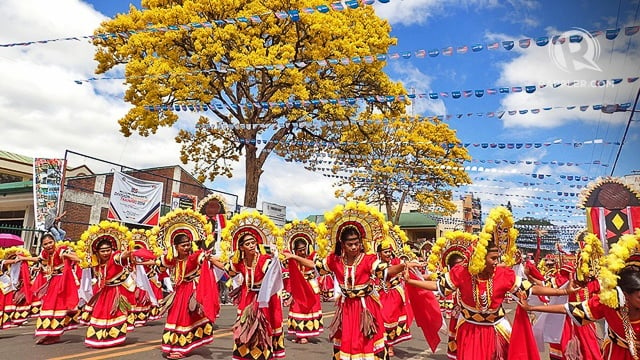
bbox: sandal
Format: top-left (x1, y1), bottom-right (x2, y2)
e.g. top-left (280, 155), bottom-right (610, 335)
top-left (167, 352), bottom-right (185, 359)
top-left (299, 338), bottom-right (308, 344)
top-left (388, 346), bottom-right (394, 357)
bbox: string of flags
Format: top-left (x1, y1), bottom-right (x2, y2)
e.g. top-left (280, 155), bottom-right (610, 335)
top-left (452, 189), bottom-right (582, 199)
top-left (317, 166), bottom-right (597, 183)
top-left (472, 177), bottom-right (595, 187)
top-left (465, 159), bottom-right (608, 167)
top-left (237, 137), bottom-right (618, 150)
top-left (142, 80), bottom-right (636, 112)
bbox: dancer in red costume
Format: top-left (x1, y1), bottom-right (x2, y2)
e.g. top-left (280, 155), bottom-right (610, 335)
top-left (376, 238), bottom-right (412, 357)
top-left (212, 211), bottom-right (286, 360)
top-left (129, 229), bottom-right (164, 327)
top-left (75, 221), bottom-right (136, 348)
top-left (285, 202), bottom-right (409, 360)
top-left (1, 247), bottom-right (33, 329)
top-left (282, 219), bottom-right (323, 344)
top-left (405, 206), bottom-right (580, 360)
top-left (426, 230), bottom-right (477, 360)
top-left (154, 208), bottom-right (219, 360)
top-left (21, 234), bottom-right (80, 345)
top-left (522, 230), bottom-right (640, 360)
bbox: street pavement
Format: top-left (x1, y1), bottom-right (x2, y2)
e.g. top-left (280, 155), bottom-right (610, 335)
top-left (0, 302), bottom-right (533, 360)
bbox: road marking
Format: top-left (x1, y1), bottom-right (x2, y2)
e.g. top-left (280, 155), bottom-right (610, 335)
top-left (49, 311), bottom-right (336, 359)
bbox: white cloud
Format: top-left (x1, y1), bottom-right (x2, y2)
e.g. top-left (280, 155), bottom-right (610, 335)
top-left (388, 62), bottom-right (447, 115)
top-left (494, 26), bottom-right (640, 128)
top-left (0, 2), bottom-right (192, 205)
top-left (373, 0), bottom-right (532, 27)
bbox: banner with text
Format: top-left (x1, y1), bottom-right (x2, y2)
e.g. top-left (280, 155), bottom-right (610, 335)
top-left (171, 192), bottom-right (198, 211)
top-left (108, 171), bottom-right (163, 226)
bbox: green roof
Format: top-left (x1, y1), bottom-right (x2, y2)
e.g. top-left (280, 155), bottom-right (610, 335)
top-left (305, 212), bottom-right (436, 228)
top-left (396, 212), bottom-right (437, 228)
top-left (0, 180), bottom-right (33, 194)
top-left (0, 150), bottom-right (32, 164)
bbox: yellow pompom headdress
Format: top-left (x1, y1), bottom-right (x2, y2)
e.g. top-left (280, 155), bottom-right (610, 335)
top-left (574, 230), bottom-right (604, 282)
top-left (153, 208), bottom-right (213, 261)
top-left (470, 206), bottom-right (518, 274)
top-left (220, 211), bottom-right (283, 264)
top-left (316, 202), bottom-right (388, 259)
top-left (0, 246), bottom-right (31, 260)
top-left (427, 230), bottom-right (477, 279)
top-left (382, 224), bottom-right (415, 260)
top-left (598, 228), bottom-right (640, 308)
top-left (129, 228), bottom-right (163, 258)
top-left (77, 220), bottom-right (131, 268)
top-left (282, 219), bottom-right (318, 254)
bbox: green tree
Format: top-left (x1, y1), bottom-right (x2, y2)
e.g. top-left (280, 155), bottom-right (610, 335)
top-left (93, 0), bottom-right (405, 207)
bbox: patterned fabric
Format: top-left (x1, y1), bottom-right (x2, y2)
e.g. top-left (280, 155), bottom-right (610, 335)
top-left (566, 295), bottom-right (640, 360)
top-left (233, 327), bottom-right (285, 360)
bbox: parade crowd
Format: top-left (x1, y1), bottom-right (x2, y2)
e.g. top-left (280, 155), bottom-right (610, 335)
top-left (1, 201), bottom-right (640, 360)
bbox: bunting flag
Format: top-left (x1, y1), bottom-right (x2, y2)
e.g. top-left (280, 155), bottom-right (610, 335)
top-left (134, 81), bottom-right (636, 110)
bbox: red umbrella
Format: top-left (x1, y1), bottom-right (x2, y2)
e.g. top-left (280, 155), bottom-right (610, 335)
top-left (0, 233), bottom-right (24, 248)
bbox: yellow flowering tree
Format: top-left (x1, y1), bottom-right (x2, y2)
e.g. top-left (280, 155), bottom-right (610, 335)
top-left (93, 0), bottom-right (405, 207)
top-left (327, 115), bottom-right (471, 224)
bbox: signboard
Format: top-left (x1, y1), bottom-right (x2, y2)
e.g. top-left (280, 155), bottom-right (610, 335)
top-left (107, 171), bottom-right (163, 226)
top-left (262, 202), bottom-right (286, 227)
top-left (171, 192), bottom-right (197, 211)
top-left (33, 158), bottom-right (66, 231)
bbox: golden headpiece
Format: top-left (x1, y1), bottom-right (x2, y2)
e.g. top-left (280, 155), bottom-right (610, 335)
top-left (220, 211), bottom-right (283, 263)
top-left (153, 208), bottom-right (213, 260)
top-left (599, 228), bottom-right (640, 308)
top-left (282, 219), bottom-right (318, 254)
top-left (575, 230), bottom-right (604, 282)
top-left (198, 193), bottom-right (228, 219)
top-left (129, 228), bottom-right (163, 258)
top-left (427, 230), bottom-right (477, 279)
top-left (316, 202), bottom-right (388, 259)
top-left (77, 220), bottom-right (131, 268)
top-left (381, 223), bottom-right (415, 260)
top-left (0, 246), bottom-right (31, 260)
top-left (470, 206), bottom-right (518, 274)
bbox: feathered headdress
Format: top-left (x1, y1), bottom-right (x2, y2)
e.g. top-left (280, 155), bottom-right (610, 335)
top-left (153, 208), bottom-right (213, 261)
top-left (316, 202), bottom-right (388, 259)
top-left (220, 211), bottom-right (283, 264)
top-left (77, 220), bottom-right (131, 268)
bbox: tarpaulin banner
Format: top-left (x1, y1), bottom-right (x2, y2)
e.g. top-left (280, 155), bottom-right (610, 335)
top-left (108, 171), bottom-right (163, 226)
top-left (33, 158), bottom-right (66, 231)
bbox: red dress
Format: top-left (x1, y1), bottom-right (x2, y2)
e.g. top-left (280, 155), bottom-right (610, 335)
top-left (35, 246), bottom-right (80, 337)
top-left (30, 264), bottom-right (47, 318)
top-left (566, 294), bottom-right (639, 360)
top-left (378, 257), bottom-right (412, 346)
top-left (317, 253), bottom-right (388, 360)
top-left (131, 265), bottom-right (164, 326)
top-left (438, 265), bottom-right (533, 360)
top-left (226, 254), bottom-right (285, 360)
top-left (161, 250), bottom-right (217, 356)
top-left (549, 279), bottom-right (601, 360)
top-left (286, 253), bottom-right (323, 339)
top-left (0, 264), bottom-right (17, 329)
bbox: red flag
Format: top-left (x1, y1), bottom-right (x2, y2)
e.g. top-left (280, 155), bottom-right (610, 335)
top-left (405, 271), bottom-right (441, 353)
top-left (508, 305), bottom-right (540, 360)
top-left (287, 258), bottom-right (317, 313)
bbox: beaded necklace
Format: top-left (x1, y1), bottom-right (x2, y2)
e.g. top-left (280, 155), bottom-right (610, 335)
top-left (472, 275), bottom-right (493, 313)
top-left (244, 253), bottom-right (258, 288)
top-left (342, 253), bottom-right (363, 289)
top-left (621, 303), bottom-right (639, 360)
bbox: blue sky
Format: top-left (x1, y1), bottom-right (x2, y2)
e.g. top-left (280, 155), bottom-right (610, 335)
top-left (1, 0), bottom-right (638, 223)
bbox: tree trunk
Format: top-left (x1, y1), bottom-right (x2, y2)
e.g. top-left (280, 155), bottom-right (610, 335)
top-left (244, 143), bottom-right (262, 208)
